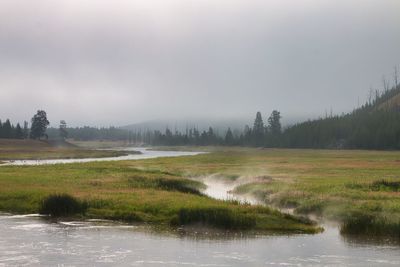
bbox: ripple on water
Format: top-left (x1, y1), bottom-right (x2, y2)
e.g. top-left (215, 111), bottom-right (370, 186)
top-left (131, 260), bottom-right (230, 266)
top-left (0, 255), bottom-right (40, 266)
top-left (11, 223), bottom-right (48, 231)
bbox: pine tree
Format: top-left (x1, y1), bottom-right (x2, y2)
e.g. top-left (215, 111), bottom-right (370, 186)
top-left (23, 121), bottom-right (29, 139)
top-left (59, 120), bottom-right (68, 140)
top-left (15, 123), bottom-right (24, 139)
top-left (252, 112), bottom-right (265, 146)
top-left (268, 110), bottom-right (282, 135)
top-left (3, 119), bottom-right (12, 138)
top-left (225, 127), bottom-right (234, 145)
top-left (30, 110), bottom-right (50, 140)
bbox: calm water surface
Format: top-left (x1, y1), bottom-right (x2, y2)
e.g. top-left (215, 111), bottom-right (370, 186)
top-left (1, 214), bottom-right (400, 266)
top-left (1, 149), bottom-right (399, 266)
top-left (1, 147), bottom-right (203, 166)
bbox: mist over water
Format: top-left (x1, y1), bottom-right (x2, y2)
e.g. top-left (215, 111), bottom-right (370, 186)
top-left (198, 174), bottom-right (264, 205)
top-left (1, 149), bottom-right (400, 266)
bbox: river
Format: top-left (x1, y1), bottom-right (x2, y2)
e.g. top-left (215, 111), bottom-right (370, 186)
top-left (1, 148), bottom-right (400, 266)
top-left (1, 147), bottom-right (203, 166)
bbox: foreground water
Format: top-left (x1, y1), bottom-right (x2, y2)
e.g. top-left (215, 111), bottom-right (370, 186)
top-left (1, 214), bottom-right (400, 266)
top-left (1, 149), bottom-right (400, 266)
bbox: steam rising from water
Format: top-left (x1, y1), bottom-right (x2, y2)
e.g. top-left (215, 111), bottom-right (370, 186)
top-left (196, 174), bottom-right (264, 205)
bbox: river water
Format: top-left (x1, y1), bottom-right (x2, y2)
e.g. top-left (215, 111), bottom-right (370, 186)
top-left (1, 149), bottom-right (400, 266)
top-left (1, 147), bottom-right (203, 166)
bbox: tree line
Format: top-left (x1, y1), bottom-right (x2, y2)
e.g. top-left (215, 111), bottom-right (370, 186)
top-left (61, 67), bottom-right (399, 150)
top-left (280, 84), bottom-right (400, 150)
top-left (277, 67), bottom-right (400, 150)
top-left (3, 67), bottom-right (400, 150)
top-left (0, 110), bottom-right (50, 140)
top-left (0, 119), bottom-right (28, 139)
top-left (3, 94), bottom-right (400, 149)
top-left (41, 110), bottom-right (282, 146)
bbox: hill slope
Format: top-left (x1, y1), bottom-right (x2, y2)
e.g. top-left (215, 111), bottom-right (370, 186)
top-left (281, 85), bottom-right (400, 150)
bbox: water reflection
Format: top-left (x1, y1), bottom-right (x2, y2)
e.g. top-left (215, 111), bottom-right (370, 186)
top-left (341, 232), bottom-right (400, 247)
top-left (0, 147), bottom-right (204, 166)
top-left (1, 214), bottom-right (400, 266)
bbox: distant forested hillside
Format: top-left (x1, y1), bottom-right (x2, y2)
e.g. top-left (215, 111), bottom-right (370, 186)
top-left (4, 70), bottom-right (400, 150)
top-left (36, 82), bottom-right (400, 150)
top-left (281, 83), bottom-right (400, 149)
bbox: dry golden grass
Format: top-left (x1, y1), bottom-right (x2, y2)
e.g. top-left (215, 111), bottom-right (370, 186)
top-left (0, 139), bottom-right (128, 160)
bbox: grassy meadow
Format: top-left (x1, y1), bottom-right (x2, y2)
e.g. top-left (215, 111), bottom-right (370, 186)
top-left (0, 141), bottom-right (319, 233)
top-left (121, 146), bottom-right (400, 238)
top-left (1, 141), bottom-right (400, 237)
top-left (221, 148), bottom-right (400, 238)
top-left (0, 139), bottom-right (130, 162)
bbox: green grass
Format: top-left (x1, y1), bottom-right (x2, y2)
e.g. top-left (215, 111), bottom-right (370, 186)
top-left (340, 212), bottom-right (400, 239)
top-left (0, 138), bottom-right (132, 160)
top-left (370, 179), bottom-right (400, 192)
top-left (127, 176), bottom-right (204, 195)
top-left (0, 148), bottom-right (320, 233)
top-left (185, 147), bottom-right (400, 238)
top-left (6, 144), bottom-right (400, 237)
top-left (68, 140), bottom-right (129, 149)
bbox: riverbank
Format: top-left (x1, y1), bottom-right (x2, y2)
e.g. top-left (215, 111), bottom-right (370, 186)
top-left (3, 145), bottom-right (399, 238)
top-left (0, 148), bottom-right (320, 233)
top-left (206, 147), bottom-right (400, 239)
top-left (0, 139), bottom-right (132, 161)
top-left (143, 146), bottom-right (400, 239)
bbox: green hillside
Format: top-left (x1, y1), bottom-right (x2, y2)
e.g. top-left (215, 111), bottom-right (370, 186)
top-left (281, 84), bottom-right (400, 150)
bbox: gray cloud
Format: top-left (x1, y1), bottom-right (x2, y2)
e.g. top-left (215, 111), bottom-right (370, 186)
top-left (0, 0), bottom-right (399, 126)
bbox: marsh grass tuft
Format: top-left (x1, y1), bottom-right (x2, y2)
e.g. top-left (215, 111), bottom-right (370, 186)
top-left (128, 176), bottom-right (203, 195)
top-left (340, 212), bottom-right (400, 238)
top-left (370, 180), bottom-right (400, 192)
top-left (156, 178), bottom-right (202, 195)
top-left (39, 194), bottom-right (87, 217)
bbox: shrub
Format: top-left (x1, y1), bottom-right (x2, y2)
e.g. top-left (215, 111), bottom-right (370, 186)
top-left (127, 176), bottom-right (203, 195)
top-left (39, 194), bottom-right (87, 217)
top-left (370, 180), bottom-right (400, 192)
top-left (155, 178), bottom-right (202, 195)
top-left (340, 212), bottom-right (400, 238)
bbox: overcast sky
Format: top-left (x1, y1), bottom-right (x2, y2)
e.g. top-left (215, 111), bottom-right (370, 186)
top-left (0, 0), bottom-right (399, 127)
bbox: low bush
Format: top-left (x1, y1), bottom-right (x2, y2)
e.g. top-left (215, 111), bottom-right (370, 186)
top-left (370, 180), bottom-right (400, 192)
top-left (128, 176), bottom-right (203, 195)
top-left (155, 178), bottom-right (202, 195)
top-left (39, 194), bottom-right (87, 217)
top-left (340, 212), bottom-right (400, 238)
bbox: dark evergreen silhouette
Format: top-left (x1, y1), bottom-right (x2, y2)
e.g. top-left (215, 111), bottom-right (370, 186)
top-left (30, 110), bottom-right (50, 140)
top-left (2, 119), bottom-right (12, 138)
top-left (59, 120), bottom-right (68, 140)
top-left (23, 121), bottom-right (29, 139)
top-left (268, 110), bottom-right (282, 135)
top-left (14, 123), bottom-right (24, 139)
top-left (0, 120), bottom-right (3, 138)
top-left (252, 112), bottom-right (265, 146)
top-left (224, 128), bottom-right (234, 145)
